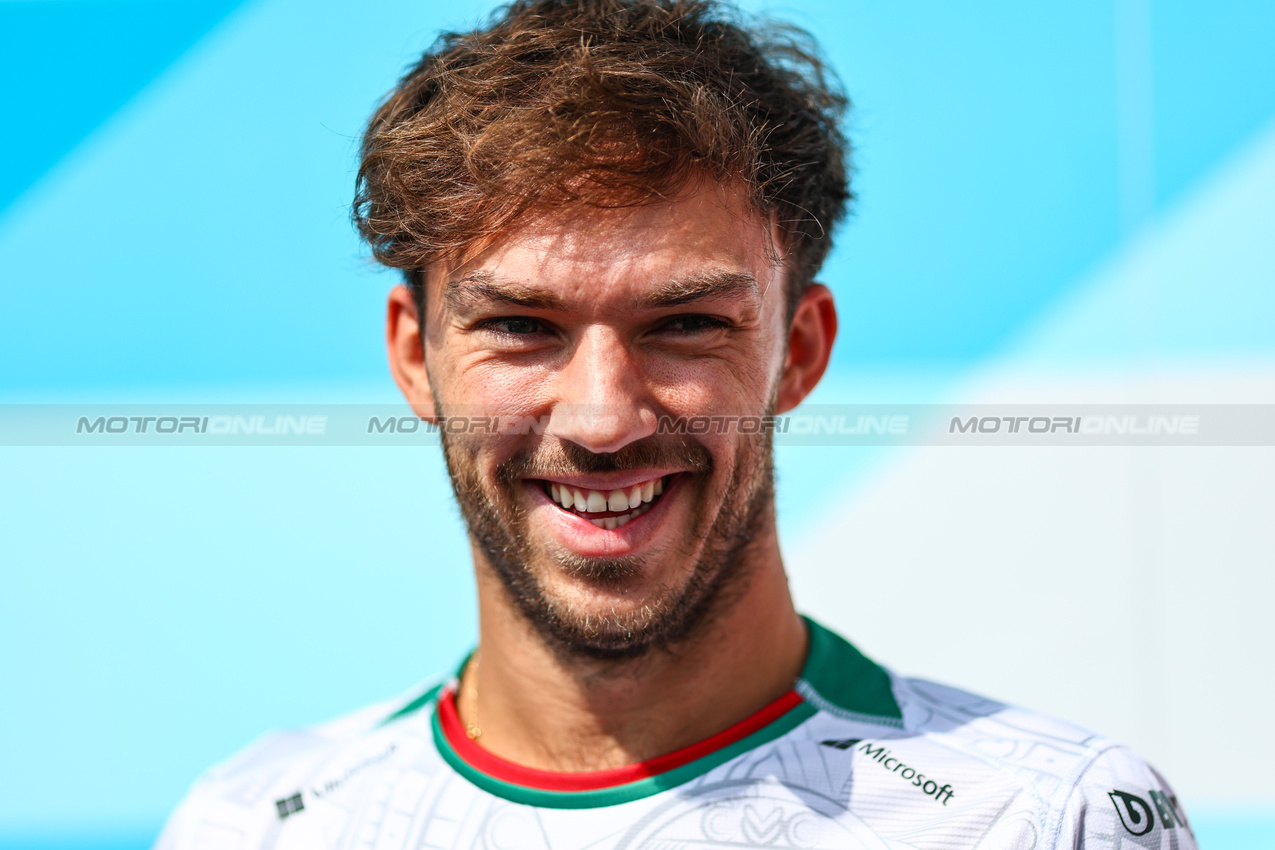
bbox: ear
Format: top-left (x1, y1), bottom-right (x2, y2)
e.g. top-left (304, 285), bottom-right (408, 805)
top-left (386, 284), bottom-right (438, 422)
top-left (774, 283), bottom-right (838, 415)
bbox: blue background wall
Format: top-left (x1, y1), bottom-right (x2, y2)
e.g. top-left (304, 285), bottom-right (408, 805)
top-left (1, 1), bottom-right (1272, 846)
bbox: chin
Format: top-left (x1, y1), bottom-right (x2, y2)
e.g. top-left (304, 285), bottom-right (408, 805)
top-left (509, 549), bottom-right (729, 661)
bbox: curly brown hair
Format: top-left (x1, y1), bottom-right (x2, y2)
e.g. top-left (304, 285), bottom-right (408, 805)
top-left (353, 0), bottom-right (850, 318)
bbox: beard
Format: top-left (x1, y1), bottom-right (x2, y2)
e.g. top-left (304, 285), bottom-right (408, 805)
top-left (438, 409), bottom-right (776, 661)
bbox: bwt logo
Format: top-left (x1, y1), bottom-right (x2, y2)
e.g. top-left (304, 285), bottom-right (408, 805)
top-left (1108, 788), bottom-right (1191, 837)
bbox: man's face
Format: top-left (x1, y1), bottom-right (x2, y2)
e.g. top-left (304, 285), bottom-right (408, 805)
top-left (415, 185), bottom-right (797, 658)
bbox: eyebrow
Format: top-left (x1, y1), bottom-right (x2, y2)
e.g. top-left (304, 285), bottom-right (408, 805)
top-left (638, 271), bottom-right (761, 309)
top-left (444, 272), bottom-right (567, 312)
top-left (443, 269), bottom-right (761, 313)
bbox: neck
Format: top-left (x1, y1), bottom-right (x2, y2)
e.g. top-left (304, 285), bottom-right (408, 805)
top-left (462, 534), bottom-right (807, 772)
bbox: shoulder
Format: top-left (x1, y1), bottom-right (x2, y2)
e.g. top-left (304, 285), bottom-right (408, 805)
top-left (153, 679), bottom-right (446, 850)
top-left (890, 675), bottom-right (1197, 849)
top-left (1050, 744), bottom-right (1197, 850)
top-left (798, 620), bottom-right (1195, 848)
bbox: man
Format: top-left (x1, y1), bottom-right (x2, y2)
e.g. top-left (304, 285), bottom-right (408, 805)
top-left (158, 1), bottom-right (1196, 847)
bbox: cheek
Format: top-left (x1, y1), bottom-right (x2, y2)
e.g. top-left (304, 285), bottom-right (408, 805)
top-left (641, 336), bottom-right (783, 412)
top-left (647, 361), bottom-right (773, 417)
top-left (443, 359), bottom-right (555, 412)
top-left (443, 431), bottom-right (520, 498)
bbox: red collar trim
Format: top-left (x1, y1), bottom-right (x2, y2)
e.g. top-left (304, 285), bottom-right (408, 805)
top-left (436, 685), bottom-right (804, 792)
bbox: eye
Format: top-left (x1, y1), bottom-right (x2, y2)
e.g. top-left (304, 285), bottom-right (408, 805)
top-left (477, 316), bottom-right (547, 337)
top-left (658, 314), bottom-right (731, 334)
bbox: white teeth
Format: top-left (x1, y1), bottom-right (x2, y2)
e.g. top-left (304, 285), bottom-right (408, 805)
top-left (546, 477), bottom-right (667, 519)
top-left (585, 501), bottom-right (651, 530)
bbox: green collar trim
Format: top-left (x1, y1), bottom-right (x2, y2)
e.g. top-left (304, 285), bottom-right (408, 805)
top-left (378, 651), bottom-right (471, 728)
top-left (430, 697), bottom-right (816, 809)
top-left (378, 681), bottom-right (444, 728)
top-left (378, 618), bottom-right (900, 806)
top-left (797, 616), bottom-right (902, 726)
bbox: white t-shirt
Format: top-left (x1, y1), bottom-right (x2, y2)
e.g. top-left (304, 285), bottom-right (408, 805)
top-left (156, 619), bottom-right (1196, 849)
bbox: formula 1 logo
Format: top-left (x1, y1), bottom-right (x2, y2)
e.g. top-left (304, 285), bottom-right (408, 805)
top-left (1109, 789), bottom-right (1190, 837)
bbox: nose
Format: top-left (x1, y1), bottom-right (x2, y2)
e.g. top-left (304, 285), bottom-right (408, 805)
top-left (546, 327), bottom-right (657, 455)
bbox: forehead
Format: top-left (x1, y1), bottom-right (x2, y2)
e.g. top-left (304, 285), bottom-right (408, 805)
top-left (435, 183), bottom-right (785, 309)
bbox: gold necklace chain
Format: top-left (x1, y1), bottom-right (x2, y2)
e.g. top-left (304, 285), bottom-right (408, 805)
top-left (463, 649), bottom-right (481, 740)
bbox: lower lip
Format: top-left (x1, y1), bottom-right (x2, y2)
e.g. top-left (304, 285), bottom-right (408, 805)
top-left (524, 476), bottom-right (682, 557)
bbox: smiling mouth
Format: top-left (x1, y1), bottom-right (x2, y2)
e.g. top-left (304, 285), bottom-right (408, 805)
top-left (539, 475), bottom-right (673, 530)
